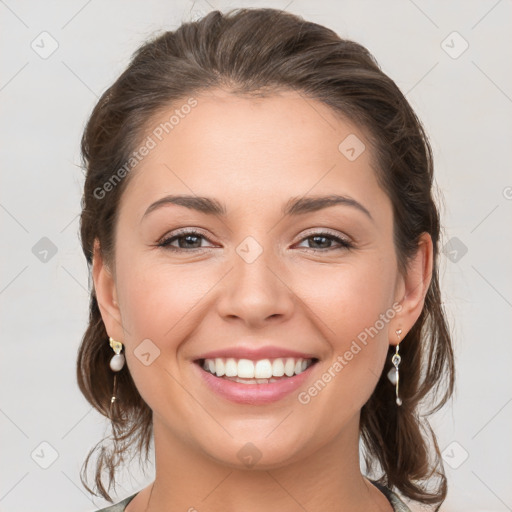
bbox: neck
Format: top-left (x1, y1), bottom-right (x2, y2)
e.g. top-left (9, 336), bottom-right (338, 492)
top-left (138, 415), bottom-right (392, 512)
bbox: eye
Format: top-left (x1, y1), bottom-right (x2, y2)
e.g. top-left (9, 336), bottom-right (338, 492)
top-left (157, 229), bottom-right (215, 252)
top-left (156, 229), bottom-right (353, 253)
top-left (295, 231), bottom-right (353, 252)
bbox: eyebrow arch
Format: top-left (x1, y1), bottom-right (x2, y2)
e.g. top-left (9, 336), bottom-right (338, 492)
top-left (142, 194), bottom-right (373, 222)
top-left (283, 194), bottom-right (373, 221)
top-left (143, 195), bottom-right (227, 220)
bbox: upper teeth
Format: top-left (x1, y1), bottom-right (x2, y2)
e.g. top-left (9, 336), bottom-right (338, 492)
top-left (202, 357), bottom-right (313, 378)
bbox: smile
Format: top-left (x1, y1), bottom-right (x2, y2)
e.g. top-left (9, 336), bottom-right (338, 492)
top-left (194, 357), bottom-right (319, 404)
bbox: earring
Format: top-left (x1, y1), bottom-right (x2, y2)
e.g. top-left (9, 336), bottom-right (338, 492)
top-left (109, 337), bottom-right (125, 372)
top-left (392, 329), bottom-right (402, 406)
top-left (108, 337), bottom-right (125, 412)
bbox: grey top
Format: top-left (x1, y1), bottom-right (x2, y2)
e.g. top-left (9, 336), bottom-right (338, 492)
top-left (94, 480), bottom-right (412, 511)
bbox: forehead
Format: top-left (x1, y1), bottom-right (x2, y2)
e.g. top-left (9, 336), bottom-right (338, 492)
top-left (119, 89), bottom-right (390, 220)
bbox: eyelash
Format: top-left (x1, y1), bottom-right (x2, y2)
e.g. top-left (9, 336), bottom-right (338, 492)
top-left (156, 229), bottom-right (353, 253)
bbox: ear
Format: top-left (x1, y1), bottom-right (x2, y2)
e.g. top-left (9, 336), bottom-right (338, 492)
top-left (92, 238), bottom-right (124, 341)
top-left (390, 232), bottom-right (433, 345)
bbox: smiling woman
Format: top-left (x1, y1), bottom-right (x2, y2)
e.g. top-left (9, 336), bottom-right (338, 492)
top-left (76, 8), bottom-right (454, 512)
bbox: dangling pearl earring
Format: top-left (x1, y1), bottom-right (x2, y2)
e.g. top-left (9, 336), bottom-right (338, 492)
top-left (392, 329), bottom-right (402, 406)
top-left (109, 337), bottom-right (125, 413)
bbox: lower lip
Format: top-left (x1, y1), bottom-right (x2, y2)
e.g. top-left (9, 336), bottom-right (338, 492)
top-left (193, 361), bottom-right (317, 405)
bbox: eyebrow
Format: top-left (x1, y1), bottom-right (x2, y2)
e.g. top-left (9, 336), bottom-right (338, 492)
top-left (142, 194), bottom-right (373, 222)
top-left (283, 195), bottom-right (373, 221)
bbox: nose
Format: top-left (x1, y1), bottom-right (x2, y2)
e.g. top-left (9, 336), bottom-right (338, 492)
top-left (216, 241), bottom-right (295, 329)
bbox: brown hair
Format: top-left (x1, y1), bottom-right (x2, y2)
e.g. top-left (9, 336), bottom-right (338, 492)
top-left (77, 7), bottom-right (455, 508)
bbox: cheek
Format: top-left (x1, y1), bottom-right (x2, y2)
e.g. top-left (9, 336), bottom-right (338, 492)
top-left (115, 251), bottom-right (209, 335)
top-left (113, 256), bottom-right (218, 388)
top-left (117, 257), bottom-right (219, 369)
top-left (295, 255), bottom-right (396, 341)
top-left (292, 256), bottom-right (396, 403)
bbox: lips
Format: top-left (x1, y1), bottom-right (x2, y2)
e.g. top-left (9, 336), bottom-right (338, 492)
top-left (193, 359), bottom-right (318, 404)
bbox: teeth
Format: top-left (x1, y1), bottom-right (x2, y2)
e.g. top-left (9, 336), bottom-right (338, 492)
top-left (226, 376), bottom-right (282, 384)
top-left (225, 358), bottom-right (237, 377)
top-left (215, 358), bottom-right (225, 377)
top-left (272, 359), bottom-right (285, 376)
top-left (284, 358), bottom-right (295, 377)
top-left (201, 357), bottom-right (314, 379)
top-left (255, 359), bottom-right (273, 378)
top-left (238, 359), bottom-right (255, 378)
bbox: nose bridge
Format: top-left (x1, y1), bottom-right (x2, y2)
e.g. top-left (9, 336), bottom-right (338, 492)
top-left (216, 233), bottom-right (294, 326)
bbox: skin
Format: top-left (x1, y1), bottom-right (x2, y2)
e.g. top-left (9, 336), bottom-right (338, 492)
top-left (93, 89), bottom-right (433, 512)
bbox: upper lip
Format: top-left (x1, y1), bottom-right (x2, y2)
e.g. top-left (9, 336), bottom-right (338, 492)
top-left (194, 345), bottom-right (318, 361)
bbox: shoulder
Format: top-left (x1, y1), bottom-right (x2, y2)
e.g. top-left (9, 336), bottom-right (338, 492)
top-left (93, 493), bottom-right (138, 512)
top-left (369, 480), bottom-right (412, 512)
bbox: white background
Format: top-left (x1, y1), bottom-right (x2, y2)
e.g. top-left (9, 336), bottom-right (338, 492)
top-left (0, 1), bottom-right (511, 511)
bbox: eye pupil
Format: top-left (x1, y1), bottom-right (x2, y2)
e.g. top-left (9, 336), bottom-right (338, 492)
top-left (180, 235), bottom-right (201, 248)
top-left (310, 236), bottom-right (330, 249)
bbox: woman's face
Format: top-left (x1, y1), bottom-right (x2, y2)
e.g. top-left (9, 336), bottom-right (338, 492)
top-left (97, 89), bottom-right (410, 469)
